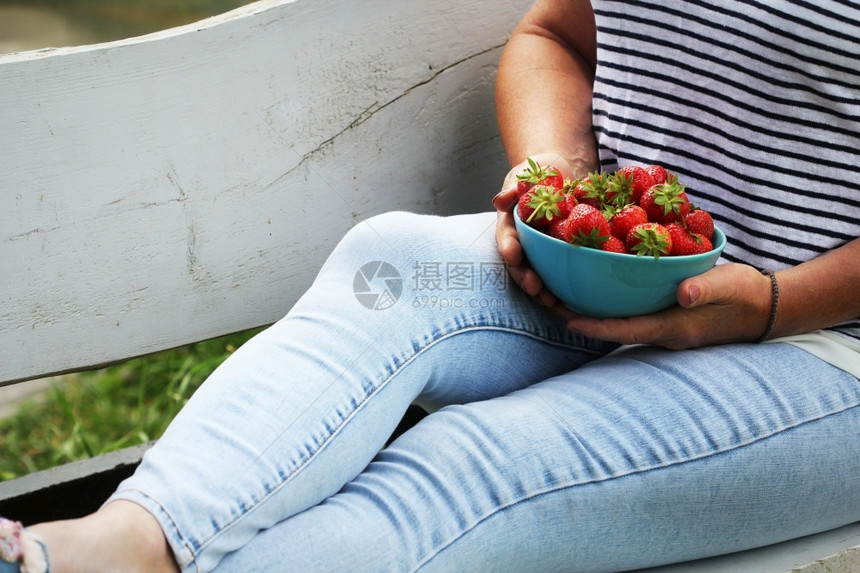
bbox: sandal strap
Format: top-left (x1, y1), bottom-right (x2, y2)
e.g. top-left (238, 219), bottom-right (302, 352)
top-left (0, 519), bottom-right (49, 573)
top-left (0, 519), bottom-right (23, 565)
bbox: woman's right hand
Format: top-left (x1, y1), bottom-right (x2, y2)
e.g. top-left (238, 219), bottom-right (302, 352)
top-left (493, 153), bottom-right (577, 309)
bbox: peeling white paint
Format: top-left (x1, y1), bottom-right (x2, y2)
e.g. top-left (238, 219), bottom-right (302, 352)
top-left (0, 0), bottom-right (525, 384)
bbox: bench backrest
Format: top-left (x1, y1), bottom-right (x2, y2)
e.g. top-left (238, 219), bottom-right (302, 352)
top-left (0, 0), bottom-right (529, 386)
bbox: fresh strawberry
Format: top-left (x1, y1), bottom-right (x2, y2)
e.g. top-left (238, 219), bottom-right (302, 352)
top-left (626, 222), bottom-right (673, 259)
top-left (546, 216), bottom-right (569, 242)
top-left (637, 188), bottom-right (661, 221)
top-left (609, 165), bottom-right (656, 205)
top-left (570, 171), bottom-right (610, 209)
top-left (524, 164), bottom-right (718, 260)
top-left (696, 234), bottom-right (713, 253)
top-left (666, 223), bottom-right (712, 255)
top-left (517, 185), bottom-right (566, 229)
top-left (644, 164), bottom-right (669, 185)
top-left (561, 177), bottom-right (581, 200)
top-left (607, 204), bottom-right (648, 240)
top-left (557, 191), bottom-right (578, 219)
top-left (601, 235), bottom-right (628, 254)
top-left (516, 157), bottom-right (565, 196)
top-left (546, 189), bottom-right (578, 241)
top-left (684, 207), bottom-right (714, 240)
top-left (639, 174), bottom-right (691, 224)
top-left (564, 203), bottom-right (611, 248)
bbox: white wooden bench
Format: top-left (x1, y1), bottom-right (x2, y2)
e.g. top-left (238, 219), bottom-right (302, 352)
top-left (0, 1), bottom-right (856, 570)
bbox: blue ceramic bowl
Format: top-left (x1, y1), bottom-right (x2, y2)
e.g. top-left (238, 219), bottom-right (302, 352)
top-left (514, 210), bottom-right (727, 317)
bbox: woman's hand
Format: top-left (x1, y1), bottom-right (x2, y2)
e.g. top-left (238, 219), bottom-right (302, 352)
top-left (558, 263), bottom-right (774, 350)
top-left (561, 234), bottom-right (860, 349)
top-left (494, 153), bottom-right (578, 309)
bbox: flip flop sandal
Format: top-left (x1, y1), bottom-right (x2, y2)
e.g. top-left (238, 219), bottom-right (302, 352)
top-left (0, 519), bottom-right (49, 573)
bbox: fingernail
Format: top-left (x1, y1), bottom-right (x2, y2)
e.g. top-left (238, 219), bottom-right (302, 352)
top-left (492, 190), bottom-right (506, 209)
top-left (493, 188), bottom-right (516, 210)
top-left (688, 285), bottom-right (700, 306)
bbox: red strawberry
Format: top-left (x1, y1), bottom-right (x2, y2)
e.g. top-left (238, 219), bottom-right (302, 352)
top-left (543, 191), bottom-right (578, 240)
top-left (517, 185), bottom-right (566, 229)
top-left (608, 204), bottom-right (648, 240)
top-left (546, 215), bottom-right (569, 242)
top-left (644, 164), bottom-right (669, 185)
top-left (601, 235), bottom-right (628, 254)
top-left (557, 192), bottom-right (578, 219)
top-left (697, 234), bottom-right (714, 253)
top-left (626, 222), bottom-right (673, 259)
top-left (639, 174), bottom-right (691, 224)
top-left (684, 207), bottom-right (714, 240)
top-left (564, 203), bottom-right (611, 248)
top-left (570, 171), bottom-right (610, 209)
top-left (666, 223), bottom-right (712, 255)
top-left (610, 165), bottom-right (656, 205)
top-left (516, 158), bottom-right (564, 196)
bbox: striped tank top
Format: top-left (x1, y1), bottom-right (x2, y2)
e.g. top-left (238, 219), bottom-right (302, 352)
top-left (591, 0), bottom-right (860, 345)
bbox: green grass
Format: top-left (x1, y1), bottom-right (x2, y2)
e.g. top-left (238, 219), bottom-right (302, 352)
top-left (0, 327), bottom-right (263, 481)
top-left (0, 0), bottom-right (258, 47)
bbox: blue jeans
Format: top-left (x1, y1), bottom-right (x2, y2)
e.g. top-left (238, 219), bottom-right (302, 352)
top-left (109, 212), bottom-right (860, 572)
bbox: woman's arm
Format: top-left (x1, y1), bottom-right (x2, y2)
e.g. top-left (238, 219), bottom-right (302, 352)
top-left (771, 237), bottom-right (860, 338)
top-left (494, 0), bottom-right (598, 306)
top-left (495, 0), bottom-right (597, 171)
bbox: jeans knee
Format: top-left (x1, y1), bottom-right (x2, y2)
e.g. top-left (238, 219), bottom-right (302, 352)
top-left (335, 211), bottom-right (445, 263)
top-left (332, 210), bottom-right (501, 291)
top-left (347, 211), bottom-right (437, 245)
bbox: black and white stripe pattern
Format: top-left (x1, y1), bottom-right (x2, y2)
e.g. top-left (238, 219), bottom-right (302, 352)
top-left (591, 0), bottom-right (860, 343)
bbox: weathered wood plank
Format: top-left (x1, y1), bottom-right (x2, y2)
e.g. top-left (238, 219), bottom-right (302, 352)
top-left (639, 523), bottom-right (860, 573)
top-left (0, 405), bottom-right (428, 525)
top-left (0, 443), bottom-right (153, 523)
top-left (0, 0), bottom-right (529, 385)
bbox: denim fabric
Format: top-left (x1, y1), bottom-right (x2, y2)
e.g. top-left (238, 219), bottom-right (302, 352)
top-left (109, 212), bottom-right (860, 572)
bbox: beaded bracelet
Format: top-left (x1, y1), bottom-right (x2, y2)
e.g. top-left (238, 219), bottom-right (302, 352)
top-left (758, 269), bottom-right (780, 343)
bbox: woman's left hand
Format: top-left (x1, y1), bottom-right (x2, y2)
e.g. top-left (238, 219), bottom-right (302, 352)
top-left (557, 263), bottom-right (773, 350)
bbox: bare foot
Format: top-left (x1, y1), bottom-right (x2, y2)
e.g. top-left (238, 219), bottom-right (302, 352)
top-left (28, 500), bottom-right (178, 573)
